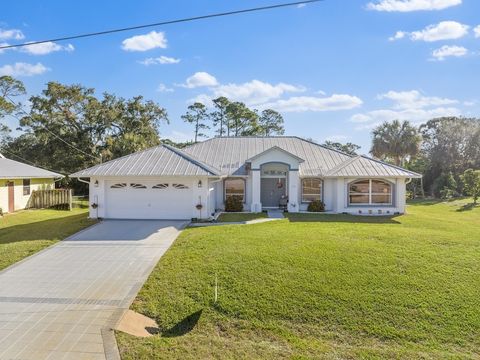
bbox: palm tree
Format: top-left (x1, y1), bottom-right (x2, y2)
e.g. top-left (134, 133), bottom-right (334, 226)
top-left (370, 120), bottom-right (421, 166)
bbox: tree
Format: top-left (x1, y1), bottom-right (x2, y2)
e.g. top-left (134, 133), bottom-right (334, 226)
top-left (433, 171), bottom-right (457, 199)
top-left (258, 109), bottom-right (285, 136)
top-left (322, 141), bottom-right (360, 156)
top-left (420, 117), bottom-right (480, 195)
top-left (371, 120), bottom-right (421, 166)
top-left (461, 169), bottom-right (480, 204)
top-left (226, 102), bottom-right (259, 136)
top-left (211, 97), bottom-right (230, 137)
top-left (0, 76), bottom-right (26, 118)
top-left (9, 82), bottom-right (168, 176)
top-left (181, 102), bottom-right (210, 142)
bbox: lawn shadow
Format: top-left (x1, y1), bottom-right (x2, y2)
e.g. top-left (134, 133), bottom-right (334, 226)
top-left (161, 309), bottom-right (203, 337)
top-left (456, 203), bottom-right (478, 212)
top-left (285, 213), bottom-right (401, 224)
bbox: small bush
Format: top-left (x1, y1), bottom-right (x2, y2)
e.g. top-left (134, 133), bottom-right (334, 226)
top-left (307, 200), bottom-right (325, 212)
top-left (225, 196), bottom-right (243, 212)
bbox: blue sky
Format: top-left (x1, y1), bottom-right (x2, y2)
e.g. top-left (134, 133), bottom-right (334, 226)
top-left (1, 0), bottom-right (479, 152)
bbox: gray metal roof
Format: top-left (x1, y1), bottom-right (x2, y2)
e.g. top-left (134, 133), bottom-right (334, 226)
top-left (70, 144), bottom-right (221, 177)
top-left (324, 155), bottom-right (421, 178)
top-left (184, 136), bottom-right (352, 176)
top-left (70, 136), bottom-right (421, 179)
top-left (0, 157), bottom-right (63, 179)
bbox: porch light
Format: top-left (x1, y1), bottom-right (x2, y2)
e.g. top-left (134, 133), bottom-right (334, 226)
top-left (94, 180), bottom-right (99, 187)
top-left (198, 180), bottom-right (202, 188)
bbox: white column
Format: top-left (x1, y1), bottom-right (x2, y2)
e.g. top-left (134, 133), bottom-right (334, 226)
top-left (396, 178), bottom-right (406, 214)
top-left (251, 170), bottom-right (262, 212)
top-left (288, 170), bottom-right (299, 212)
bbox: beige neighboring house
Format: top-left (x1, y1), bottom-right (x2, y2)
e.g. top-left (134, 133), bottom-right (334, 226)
top-left (0, 153), bottom-right (63, 214)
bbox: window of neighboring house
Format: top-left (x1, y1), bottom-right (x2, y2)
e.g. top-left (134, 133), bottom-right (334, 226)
top-left (301, 178), bottom-right (322, 202)
top-left (348, 179), bottom-right (392, 205)
top-left (224, 178), bottom-right (245, 202)
top-left (23, 179), bottom-right (31, 196)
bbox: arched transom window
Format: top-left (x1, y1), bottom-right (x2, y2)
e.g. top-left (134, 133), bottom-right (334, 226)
top-left (349, 179), bottom-right (392, 205)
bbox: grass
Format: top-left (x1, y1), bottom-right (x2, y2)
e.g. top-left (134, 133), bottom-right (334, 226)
top-left (116, 199), bottom-right (480, 359)
top-left (0, 208), bottom-right (95, 271)
top-left (217, 212), bottom-right (268, 223)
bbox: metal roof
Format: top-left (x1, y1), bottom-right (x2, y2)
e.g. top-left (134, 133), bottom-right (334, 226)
top-left (70, 144), bottom-right (221, 177)
top-left (183, 137), bottom-right (421, 178)
top-left (0, 157), bottom-right (63, 179)
top-left (70, 136), bottom-right (421, 179)
top-left (325, 155), bottom-right (421, 178)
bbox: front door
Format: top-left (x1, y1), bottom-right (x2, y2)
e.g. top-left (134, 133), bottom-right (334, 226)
top-left (261, 178), bottom-right (286, 208)
top-left (7, 181), bottom-right (14, 213)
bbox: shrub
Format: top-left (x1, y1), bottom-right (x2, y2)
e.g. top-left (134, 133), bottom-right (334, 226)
top-left (307, 200), bottom-right (325, 212)
top-left (225, 196), bottom-right (243, 212)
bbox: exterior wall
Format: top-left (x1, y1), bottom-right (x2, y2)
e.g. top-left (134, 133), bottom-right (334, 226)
top-left (0, 178), bottom-right (55, 213)
top-left (88, 176), bottom-right (214, 219)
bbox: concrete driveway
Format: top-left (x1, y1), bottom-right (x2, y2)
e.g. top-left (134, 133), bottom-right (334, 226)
top-left (0, 220), bottom-right (187, 360)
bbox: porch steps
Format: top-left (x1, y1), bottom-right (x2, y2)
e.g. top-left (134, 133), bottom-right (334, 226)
top-left (267, 210), bottom-right (285, 219)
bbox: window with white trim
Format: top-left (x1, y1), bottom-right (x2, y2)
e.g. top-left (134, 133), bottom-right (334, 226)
top-left (301, 178), bottom-right (322, 202)
top-left (224, 178), bottom-right (245, 202)
top-left (348, 179), bottom-right (392, 205)
top-left (23, 179), bottom-right (31, 196)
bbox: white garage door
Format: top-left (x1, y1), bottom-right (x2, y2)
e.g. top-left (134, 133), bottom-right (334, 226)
top-left (105, 180), bottom-right (193, 219)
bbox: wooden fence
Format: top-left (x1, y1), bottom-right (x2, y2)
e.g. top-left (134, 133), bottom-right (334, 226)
top-left (26, 189), bottom-right (73, 210)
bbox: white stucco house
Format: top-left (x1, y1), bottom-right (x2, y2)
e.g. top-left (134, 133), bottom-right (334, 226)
top-left (0, 154), bottom-right (62, 214)
top-left (70, 136), bottom-right (421, 220)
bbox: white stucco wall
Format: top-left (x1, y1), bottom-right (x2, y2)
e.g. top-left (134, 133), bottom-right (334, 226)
top-left (0, 178), bottom-right (55, 213)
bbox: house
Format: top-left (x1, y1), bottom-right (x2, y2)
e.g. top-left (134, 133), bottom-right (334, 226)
top-left (70, 136), bottom-right (422, 220)
top-left (0, 154), bottom-right (63, 213)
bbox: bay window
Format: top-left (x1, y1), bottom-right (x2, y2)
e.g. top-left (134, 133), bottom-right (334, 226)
top-left (348, 179), bottom-right (392, 205)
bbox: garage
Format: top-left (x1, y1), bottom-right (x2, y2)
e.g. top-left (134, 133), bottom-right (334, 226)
top-left (104, 180), bottom-right (194, 219)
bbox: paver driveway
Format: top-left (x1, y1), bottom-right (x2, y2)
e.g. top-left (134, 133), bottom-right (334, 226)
top-left (0, 220), bottom-right (187, 360)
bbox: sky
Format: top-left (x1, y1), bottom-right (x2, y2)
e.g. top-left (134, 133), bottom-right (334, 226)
top-left (1, 0), bottom-right (479, 153)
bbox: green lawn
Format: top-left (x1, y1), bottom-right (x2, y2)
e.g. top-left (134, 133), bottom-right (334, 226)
top-left (0, 208), bottom-right (95, 271)
top-left (117, 199), bottom-right (480, 359)
top-left (217, 212), bottom-right (268, 223)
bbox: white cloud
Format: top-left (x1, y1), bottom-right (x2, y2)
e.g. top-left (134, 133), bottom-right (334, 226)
top-left (261, 94), bottom-right (363, 112)
top-left (139, 56), bottom-right (180, 65)
top-left (164, 130), bottom-right (193, 143)
top-left (431, 45), bottom-right (468, 60)
top-left (157, 83), bottom-right (174, 93)
top-left (212, 80), bottom-right (305, 105)
top-left (20, 42), bottom-right (74, 55)
top-left (378, 90), bottom-right (458, 109)
top-left (0, 62), bottom-right (49, 77)
top-left (351, 89), bottom-right (462, 129)
top-left (325, 135), bottom-right (349, 142)
top-left (0, 28), bottom-right (25, 40)
top-left (121, 31), bottom-right (167, 52)
top-left (367, 0), bottom-right (462, 12)
top-left (389, 31), bottom-right (406, 41)
top-left (474, 25), bottom-right (480, 38)
top-left (391, 21), bottom-right (469, 42)
top-left (351, 107), bottom-right (461, 129)
top-left (180, 72), bottom-right (218, 88)
top-left (297, 3), bottom-right (307, 8)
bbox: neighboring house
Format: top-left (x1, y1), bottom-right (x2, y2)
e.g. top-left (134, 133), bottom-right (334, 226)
top-left (0, 154), bottom-right (63, 214)
top-left (70, 136), bottom-right (421, 220)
